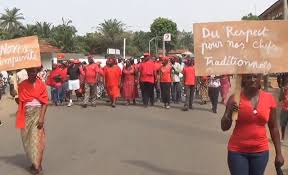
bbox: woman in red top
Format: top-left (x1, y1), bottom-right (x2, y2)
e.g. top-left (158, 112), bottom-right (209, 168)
top-left (121, 59), bottom-right (137, 105)
top-left (159, 57), bottom-right (172, 109)
top-left (104, 58), bottom-right (122, 107)
top-left (17, 67), bottom-right (49, 175)
top-left (221, 74), bottom-right (284, 175)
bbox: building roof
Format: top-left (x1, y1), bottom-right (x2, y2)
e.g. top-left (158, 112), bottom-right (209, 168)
top-left (158, 49), bottom-right (191, 55)
top-left (39, 40), bottom-right (61, 53)
top-left (258, 0), bottom-right (286, 19)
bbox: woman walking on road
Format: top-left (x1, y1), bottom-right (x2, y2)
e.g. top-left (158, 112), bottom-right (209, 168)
top-left (199, 76), bottom-right (209, 105)
top-left (16, 67), bottom-right (49, 175)
top-left (221, 74), bottom-right (284, 175)
top-left (121, 59), bottom-right (137, 105)
top-left (159, 57), bottom-right (173, 109)
top-left (103, 58), bottom-right (122, 107)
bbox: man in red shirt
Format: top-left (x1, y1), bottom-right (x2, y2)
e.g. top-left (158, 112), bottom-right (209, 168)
top-left (82, 56), bottom-right (99, 108)
top-left (182, 57), bottom-right (196, 111)
top-left (139, 53), bottom-right (156, 107)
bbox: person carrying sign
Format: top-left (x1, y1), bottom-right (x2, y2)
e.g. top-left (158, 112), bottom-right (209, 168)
top-left (16, 67), bottom-right (49, 175)
top-left (221, 74), bottom-right (284, 175)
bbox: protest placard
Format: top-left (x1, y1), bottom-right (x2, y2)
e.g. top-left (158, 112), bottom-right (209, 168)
top-left (0, 36), bottom-right (41, 71)
top-left (194, 21), bottom-right (288, 76)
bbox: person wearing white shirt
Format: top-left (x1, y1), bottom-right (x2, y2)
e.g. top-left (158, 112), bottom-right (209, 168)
top-left (171, 58), bottom-right (183, 103)
top-left (208, 75), bottom-right (221, 113)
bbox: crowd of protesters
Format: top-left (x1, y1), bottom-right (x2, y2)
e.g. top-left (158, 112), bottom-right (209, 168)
top-left (1, 54), bottom-right (288, 144)
top-left (41, 54), bottom-right (232, 113)
top-left (0, 54), bottom-right (287, 175)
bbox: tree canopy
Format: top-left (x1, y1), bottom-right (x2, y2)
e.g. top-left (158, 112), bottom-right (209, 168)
top-left (0, 8), bottom-right (193, 56)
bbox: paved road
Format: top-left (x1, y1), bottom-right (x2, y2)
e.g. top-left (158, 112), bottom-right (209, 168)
top-left (0, 95), bottom-right (287, 175)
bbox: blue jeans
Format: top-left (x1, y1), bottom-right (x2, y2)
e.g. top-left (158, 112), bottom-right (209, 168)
top-left (51, 86), bottom-right (64, 104)
top-left (228, 151), bottom-right (269, 175)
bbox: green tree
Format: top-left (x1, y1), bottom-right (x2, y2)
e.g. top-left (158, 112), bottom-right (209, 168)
top-left (98, 19), bottom-right (125, 48)
top-left (0, 28), bottom-right (10, 40)
top-left (150, 17), bottom-right (178, 51)
top-left (130, 31), bottom-right (151, 54)
top-left (21, 24), bottom-right (37, 36)
top-left (0, 7), bottom-right (24, 36)
top-left (35, 22), bottom-right (53, 39)
top-left (242, 13), bottom-right (259, 20)
top-left (50, 18), bottom-right (77, 52)
top-left (175, 30), bottom-right (194, 51)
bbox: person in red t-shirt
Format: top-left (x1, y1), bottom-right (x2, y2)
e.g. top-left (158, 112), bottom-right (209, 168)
top-left (139, 53), bottom-right (156, 107)
top-left (17, 67), bottom-right (49, 175)
top-left (280, 77), bottom-right (288, 142)
top-left (159, 56), bottom-right (172, 109)
top-left (82, 56), bottom-right (99, 108)
top-left (221, 74), bottom-right (284, 175)
top-left (103, 58), bottom-right (122, 108)
top-left (46, 64), bottom-right (64, 106)
top-left (182, 57), bottom-right (196, 111)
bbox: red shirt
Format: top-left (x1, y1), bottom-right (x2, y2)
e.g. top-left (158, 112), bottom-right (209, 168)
top-left (183, 66), bottom-right (195, 85)
top-left (228, 90), bottom-right (277, 153)
top-left (46, 68), bottom-right (63, 87)
top-left (60, 68), bottom-right (68, 81)
top-left (282, 86), bottom-right (288, 111)
top-left (160, 65), bottom-right (172, 83)
top-left (154, 61), bottom-right (162, 72)
top-left (104, 65), bottom-right (122, 87)
top-left (17, 79), bottom-right (48, 128)
top-left (84, 64), bottom-right (98, 84)
top-left (139, 60), bottom-right (155, 83)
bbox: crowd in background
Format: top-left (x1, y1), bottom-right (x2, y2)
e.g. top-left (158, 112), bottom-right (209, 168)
top-left (31, 54), bottom-right (232, 113)
top-left (1, 55), bottom-right (288, 143)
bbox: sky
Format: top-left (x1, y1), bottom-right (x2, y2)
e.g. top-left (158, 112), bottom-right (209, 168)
top-left (0, 0), bottom-right (278, 35)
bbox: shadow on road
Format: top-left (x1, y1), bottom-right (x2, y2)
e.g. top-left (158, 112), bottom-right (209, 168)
top-left (122, 160), bottom-right (203, 175)
top-left (0, 154), bottom-right (30, 172)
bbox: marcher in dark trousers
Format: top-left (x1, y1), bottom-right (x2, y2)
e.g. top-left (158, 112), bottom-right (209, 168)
top-left (182, 57), bottom-right (196, 111)
top-left (139, 53), bottom-right (156, 107)
top-left (171, 57), bottom-right (183, 103)
top-left (208, 75), bottom-right (221, 113)
top-left (159, 57), bottom-right (172, 109)
top-left (154, 57), bottom-right (162, 102)
top-left (141, 82), bottom-right (155, 106)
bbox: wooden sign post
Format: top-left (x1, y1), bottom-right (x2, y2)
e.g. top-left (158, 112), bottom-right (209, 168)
top-left (194, 21), bottom-right (288, 120)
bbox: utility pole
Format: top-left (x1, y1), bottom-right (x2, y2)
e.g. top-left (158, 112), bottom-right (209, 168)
top-left (123, 38), bottom-right (126, 60)
top-left (162, 40), bottom-right (166, 56)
